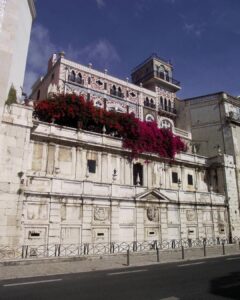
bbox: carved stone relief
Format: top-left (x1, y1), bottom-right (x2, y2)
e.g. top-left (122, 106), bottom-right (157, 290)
top-left (94, 207), bottom-right (109, 221)
top-left (146, 206), bottom-right (158, 222)
top-left (186, 210), bottom-right (196, 222)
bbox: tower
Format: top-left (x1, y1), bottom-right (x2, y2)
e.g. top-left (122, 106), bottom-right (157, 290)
top-left (131, 53), bottom-right (181, 93)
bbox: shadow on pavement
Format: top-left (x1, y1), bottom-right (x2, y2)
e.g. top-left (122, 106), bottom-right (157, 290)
top-left (210, 271), bottom-right (240, 299)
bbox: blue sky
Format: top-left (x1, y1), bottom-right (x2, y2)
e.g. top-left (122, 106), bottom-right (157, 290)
top-left (24, 0), bottom-right (240, 98)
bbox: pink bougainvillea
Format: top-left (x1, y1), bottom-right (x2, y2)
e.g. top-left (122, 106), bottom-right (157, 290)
top-left (33, 94), bottom-right (186, 159)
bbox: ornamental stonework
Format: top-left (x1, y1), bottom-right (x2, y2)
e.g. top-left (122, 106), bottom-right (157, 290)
top-left (94, 206), bottom-right (109, 221)
top-left (186, 210), bottom-right (196, 222)
top-left (146, 206), bottom-right (158, 222)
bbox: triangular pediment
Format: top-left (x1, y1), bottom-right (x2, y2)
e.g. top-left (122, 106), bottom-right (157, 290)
top-left (135, 188), bottom-right (173, 203)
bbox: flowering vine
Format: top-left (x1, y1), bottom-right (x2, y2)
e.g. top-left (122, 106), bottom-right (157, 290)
top-left (33, 94), bottom-right (186, 159)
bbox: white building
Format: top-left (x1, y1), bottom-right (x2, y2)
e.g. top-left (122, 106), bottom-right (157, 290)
top-left (0, 0), bottom-right (36, 117)
top-left (0, 52), bottom-right (238, 252)
top-left (0, 1), bottom-right (240, 253)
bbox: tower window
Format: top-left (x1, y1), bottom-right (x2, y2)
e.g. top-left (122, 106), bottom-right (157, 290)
top-left (87, 160), bottom-right (96, 173)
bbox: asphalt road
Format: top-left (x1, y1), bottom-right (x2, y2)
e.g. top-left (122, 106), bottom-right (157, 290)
top-left (0, 255), bottom-right (240, 300)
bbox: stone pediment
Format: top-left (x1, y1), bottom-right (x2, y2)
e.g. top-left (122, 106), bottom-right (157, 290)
top-left (135, 189), bottom-right (172, 203)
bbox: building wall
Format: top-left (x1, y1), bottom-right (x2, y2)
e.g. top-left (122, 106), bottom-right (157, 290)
top-left (0, 0), bottom-right (35, 117)
top-left (0, 103), bottom-right (238, 247)
top-left (0, 104), bottom-right (33, 246)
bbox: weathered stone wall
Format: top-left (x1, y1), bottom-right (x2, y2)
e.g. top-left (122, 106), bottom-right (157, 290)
top-left (0, 104), bottom-right (33, 245)
top-left (0, 104), bottom-right (237, 247)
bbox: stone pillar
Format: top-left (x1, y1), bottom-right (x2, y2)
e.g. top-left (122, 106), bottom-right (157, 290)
top-left (111, 201), bottom-right (119, 242)
top-left (71, 147), bottom-right (76, 179)
top-left (136, 203), bottom-right (144, 241)
top-left (81, 148), bottom-right (87, 179)
top-left (48, 197), bottom-right (61, 244)
top-left (75, 147), bottom-right (82, 180)
top-left (81, 199), bottom-right (92, 243)
top-left (160, 204), bottom-right (168, 241)
top-left (101, 153), bottom-right (108, 183)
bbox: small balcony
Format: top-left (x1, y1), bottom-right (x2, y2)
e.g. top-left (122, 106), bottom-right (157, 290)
top-left (110, 89), bottom-right (124, 99)
top-left (134, 70), bottom-right (181, 92)
top-left (159, 105), bottom-right (177, 116)
top-left (144, 100), bottom-right (156, 109)
top-left (68, 74), bottom-right (84, 86)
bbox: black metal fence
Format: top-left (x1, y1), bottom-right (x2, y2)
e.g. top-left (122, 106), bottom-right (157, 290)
top-left (0, 237), bottom-right (239, 261)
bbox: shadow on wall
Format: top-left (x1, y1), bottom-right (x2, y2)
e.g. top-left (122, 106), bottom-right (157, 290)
top-left (210, 272), bottom-right (240, 299)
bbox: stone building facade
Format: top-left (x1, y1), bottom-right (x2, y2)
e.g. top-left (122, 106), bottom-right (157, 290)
top-left (0, 52), bottom-right (239, 249)
top-left (179, 92), bottom-right (240, 241)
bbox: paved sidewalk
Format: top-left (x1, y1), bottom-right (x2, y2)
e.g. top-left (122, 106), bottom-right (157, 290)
top-left (0, 244), bottom-right (240, 281)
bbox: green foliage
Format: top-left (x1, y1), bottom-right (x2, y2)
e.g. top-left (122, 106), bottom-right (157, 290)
top-left (5, 85), bottom-right (17, 106)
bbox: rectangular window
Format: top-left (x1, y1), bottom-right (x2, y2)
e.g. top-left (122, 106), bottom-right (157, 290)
top-left (188, 174), bottom-right (193, 185)
top-left (133, 163), bottom-right (143, 186)
top-left (172, 172), bottom-right (178, 183)
top-left (87, 160), bottom-right (96, 173)
top-left (104, 82), bottom-right (107, 90)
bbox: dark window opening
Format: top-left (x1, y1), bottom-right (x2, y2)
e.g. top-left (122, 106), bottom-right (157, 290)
top-left (51, 73), bottom-right (55, 80)
top-left (97, 233), bottom-right (104, 236)
top-left (104, 82), bottom-right (107, 90)
top-left (160, 97), bottom-right (163, 109)
top-left (150, 98), bottom-right (156, 109)
top-left (88, 77), bottom-right (91, 84)
top-left (144, 97), bottom-right (150, 107)
top-left (110, 85), bottom-right (117, 96)
top-left (172, 172), bottom-right (178, 183)
top-left (168, 100), bottom-right (171, 111)
top-left (96, 79), bottom-right (103, 86)
top-left (133, 163), bottom-right (143, 186)
top-left (29, 231), bottom-right (40, 238)
top-left (188, 174), bottom-right (193, 185)
top-left (117, 87), bottom-right (124, 98)
top-left (68, 70), bottom-right (76, 82)
top-left (76, 73), bottom-right (84, 85)
top-left (88, 160), bottom-right (96, 173)
top-left (164, 98), bottom-right (168, 111)
top-left (130, 92), bottom-right (136, 97)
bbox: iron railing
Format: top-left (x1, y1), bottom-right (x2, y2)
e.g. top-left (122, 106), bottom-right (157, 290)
top-left (0, 237), bottom-right (239, 261)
